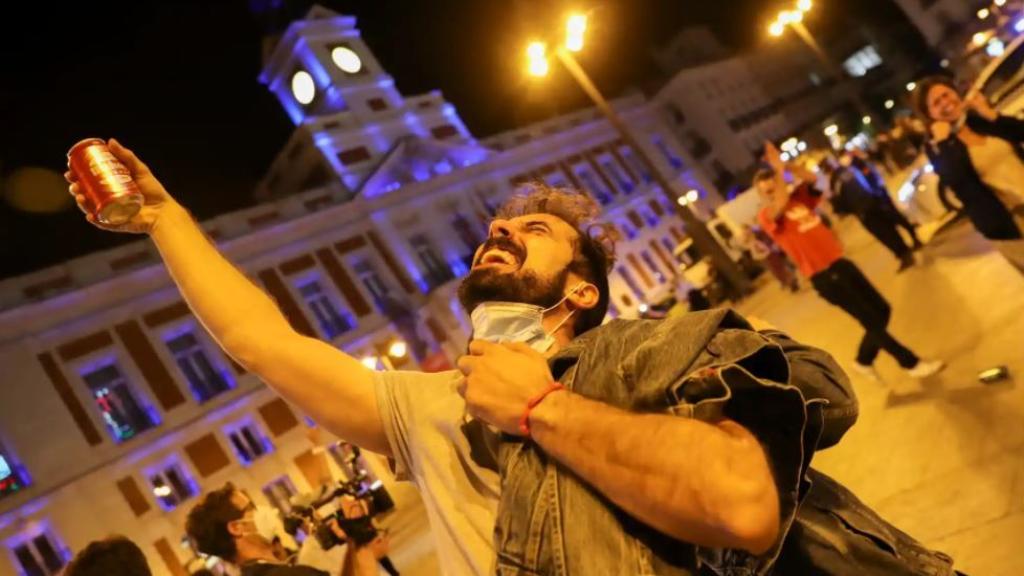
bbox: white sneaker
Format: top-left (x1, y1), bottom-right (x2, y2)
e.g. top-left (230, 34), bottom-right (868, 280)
top-left (851, 362), bottom-right (881, 382)
top-left (907, 359), bottom-right (945, 379)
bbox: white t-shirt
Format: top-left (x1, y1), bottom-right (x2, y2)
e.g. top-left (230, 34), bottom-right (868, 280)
top-left (374, 369), bottom-right (499, 575)
top-left (968, 136), bottom-right (1024, 210)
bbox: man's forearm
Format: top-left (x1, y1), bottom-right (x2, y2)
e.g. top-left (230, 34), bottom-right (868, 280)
top-left (149, 202), bottom-right (293, 361)
top-left (529, 391), bottom-right (779, 553)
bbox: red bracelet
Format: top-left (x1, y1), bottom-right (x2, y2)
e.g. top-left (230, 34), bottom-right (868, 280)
top-left (519, 381), bottom-right (565, 437)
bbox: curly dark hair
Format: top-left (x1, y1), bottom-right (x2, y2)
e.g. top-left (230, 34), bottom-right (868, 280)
top-left (910, 75), bottom-right (959, 123)
top-left (65, 536), bottom-right (151, 576)
top-left (185, 483), bottom-right (244, 562)
top-left (496, 183), bottom-right (618, 334)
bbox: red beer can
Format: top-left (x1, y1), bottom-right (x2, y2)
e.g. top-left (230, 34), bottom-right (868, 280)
top-left (67, 138), bottom-right (143, 225)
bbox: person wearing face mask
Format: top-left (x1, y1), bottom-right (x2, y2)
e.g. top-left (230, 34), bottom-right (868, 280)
top-left (912, 75), bottom-right (1024, 275)
top-left (185, 483), bottom-right (378, 576)
top-left (71, 146), bottom-right (964, 575)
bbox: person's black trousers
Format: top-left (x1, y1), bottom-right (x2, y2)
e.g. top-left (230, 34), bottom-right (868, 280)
top-left (810, 258), bottom-right (919, 368)
top-left (876, 195), bottom-right (922, 245)
top-left (859, 209), bottom-right (914, 261)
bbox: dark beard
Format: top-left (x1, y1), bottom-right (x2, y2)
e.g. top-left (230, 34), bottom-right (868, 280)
top-left (457, 265), bottom-right (569, 315)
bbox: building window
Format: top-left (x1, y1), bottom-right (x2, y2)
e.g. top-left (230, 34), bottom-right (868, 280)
top-left (451, 213), bottom-right (484, 257)
top-left (9, 530), bottom-right (67, 576)
top-left (148, 461), bottom-right (197, 511)
top-left (600, 156), bottom-right (634, 193)
top-left (652, 136), bottom-right (684, 170)
top-left (0, 448), bottom-right (26, 499)
top-left (544, 171), bottom-right (570, 189)
top-left (352, 258), bottom-right (391, 309)
top-left (225, 420), bottom-right (272, 466)
top-left (641, 251), bottom-right (667, 284)
top-left (842, 45), bottom-right (882, 78)
top-left (82, 363), bottom-right (157, 443)
top-left (297, 279), bottom-right (356, 339)
top-left (574, 165), bottom-right (613, 205)
top-left (430, 124), bottom-right (459, 140)
top-left (166, 331), bottom-right (232, 403)
top-left (263, 476), bottom-right (297, 514)
top-left (619, 220), bottom-right (638, 241)
top-left (641, 206), bottom-right (660, 227)
top-left (409, 233), bottom-right (454, 289)
top-left (619, 146), bottom-right (652, 183)
top-left (661, 236), bottom-right (677, 254)
top-left (616, 266), bottom-right (645, 299)
top-left (336, 147), bottom-right (371, 166)
top-left (367, 97), bottom-right (388, 111)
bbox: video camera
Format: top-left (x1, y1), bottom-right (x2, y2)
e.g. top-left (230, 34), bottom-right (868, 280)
top-left (282, 456), bottom-right (394, 549)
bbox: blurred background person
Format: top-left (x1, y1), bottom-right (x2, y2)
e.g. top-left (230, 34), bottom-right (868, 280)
top-left (823, 156), bottom-right (918, 272)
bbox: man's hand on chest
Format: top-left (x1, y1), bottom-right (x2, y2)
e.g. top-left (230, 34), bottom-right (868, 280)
top-left (456, 340), bottom-right (557, 435)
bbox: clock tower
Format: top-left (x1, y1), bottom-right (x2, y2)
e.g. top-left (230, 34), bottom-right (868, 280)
top-left (258, 5), bottom-right (479, 199)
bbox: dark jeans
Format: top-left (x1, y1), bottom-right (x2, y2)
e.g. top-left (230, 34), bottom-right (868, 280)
top-left (860, 208), bottom-right (914, 260)
top-left (811, 258), bottom-right (919, 368)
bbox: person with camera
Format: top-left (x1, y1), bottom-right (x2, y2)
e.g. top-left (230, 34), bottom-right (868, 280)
top-left (185, 483), bottom-right (378, 576)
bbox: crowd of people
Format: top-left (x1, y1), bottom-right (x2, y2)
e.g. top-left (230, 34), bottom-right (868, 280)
top-left (55, 66), bottom-right (1024, 576)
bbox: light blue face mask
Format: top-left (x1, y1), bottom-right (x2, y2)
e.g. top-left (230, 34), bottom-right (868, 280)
top-left (469, 282), bottom-right (586, 353)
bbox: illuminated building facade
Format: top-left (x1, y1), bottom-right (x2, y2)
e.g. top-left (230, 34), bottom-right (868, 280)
top-left (0, 6), bottom-right (715, 575)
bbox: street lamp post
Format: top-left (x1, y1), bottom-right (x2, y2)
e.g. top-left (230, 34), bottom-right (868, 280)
top-left (526, 16), bottom-right (751, 296)
top-left (769, 2), bottom-right (869, 116)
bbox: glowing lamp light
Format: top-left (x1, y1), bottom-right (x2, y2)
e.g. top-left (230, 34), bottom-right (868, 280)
top-left (977, 8), bottom-right (990, 19)
top-left (780, 152), bottom-right (791, 162)
top-left (884, 99), bottom-right (895, 109)
top-left (676, 196), bottom-right (688, 206)
top-left (153, 485), bottom-right (172, 498)
top-left (862, 115), bottom-right (872, 125)
top-left (973, 32), bottom-right (988, 47)
top-left (906, 81), bottom-right (917, 92)
top-left (824, 124), bottom-right (839, 136)
top-left (995, 0), bottom-right (1006, 6)
top-left (987, 38), bottom-right (1006, 58)
top-left (638, 304), bottom-right (649, 314)
top-left (361, 356), bottom-right (379, 370)
top-left (797, 0), bottom-right (812, 12)
top-left (527, 41), bottom-right (550, 77)
top-left (924, 163), bottom-right (934, 173)
top-left (1016, 18), bottom-right (1024, 33)
top-left (331, 46), bottom-right (363, 73)
top-left (769, 21), bottom-right (785, 37)
top-left (566, 13), bottom-right (587, 52)
top-left (291, 70), bottom-right (316, 105)
top-left (797, 141), bottom-right (808, 152)
top-left (387, 340), bottom-right (408, 359)
top-left (686, 189), bottom-right (699, 202)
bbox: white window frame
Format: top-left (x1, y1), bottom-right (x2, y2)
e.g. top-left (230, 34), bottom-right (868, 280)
top-left (223, 417), bottom-right (273, 467)
top-left (161, 322), bottom-right (234, 404)
top-left (144, 455), bottom-right (199, 511)
top-left (73, 351), bottom-right (160, 444)
top-left (5, 524), bottom-right (68, 576)
top-left (293, 273), bottom-right (357, 340)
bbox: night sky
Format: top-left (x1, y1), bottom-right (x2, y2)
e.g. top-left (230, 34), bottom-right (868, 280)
top-left (0, 0), bottom-right (911, 281)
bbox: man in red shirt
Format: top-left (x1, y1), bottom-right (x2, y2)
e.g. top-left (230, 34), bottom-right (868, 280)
top-left (756, 144), bottom-right (943, 381)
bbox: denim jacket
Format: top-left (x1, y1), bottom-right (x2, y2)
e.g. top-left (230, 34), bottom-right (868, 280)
top-left (493, 309), bottom-right (956, 575)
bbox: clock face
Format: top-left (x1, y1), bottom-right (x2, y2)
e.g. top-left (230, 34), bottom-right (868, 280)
top-left (291, 70), bottom-right (315, 105)
top-left (331, 46), bottom-right (363, 74)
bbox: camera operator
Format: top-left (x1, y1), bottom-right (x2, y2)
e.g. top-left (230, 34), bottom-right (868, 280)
top-left (185, 483), bottom-right (377, 576)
